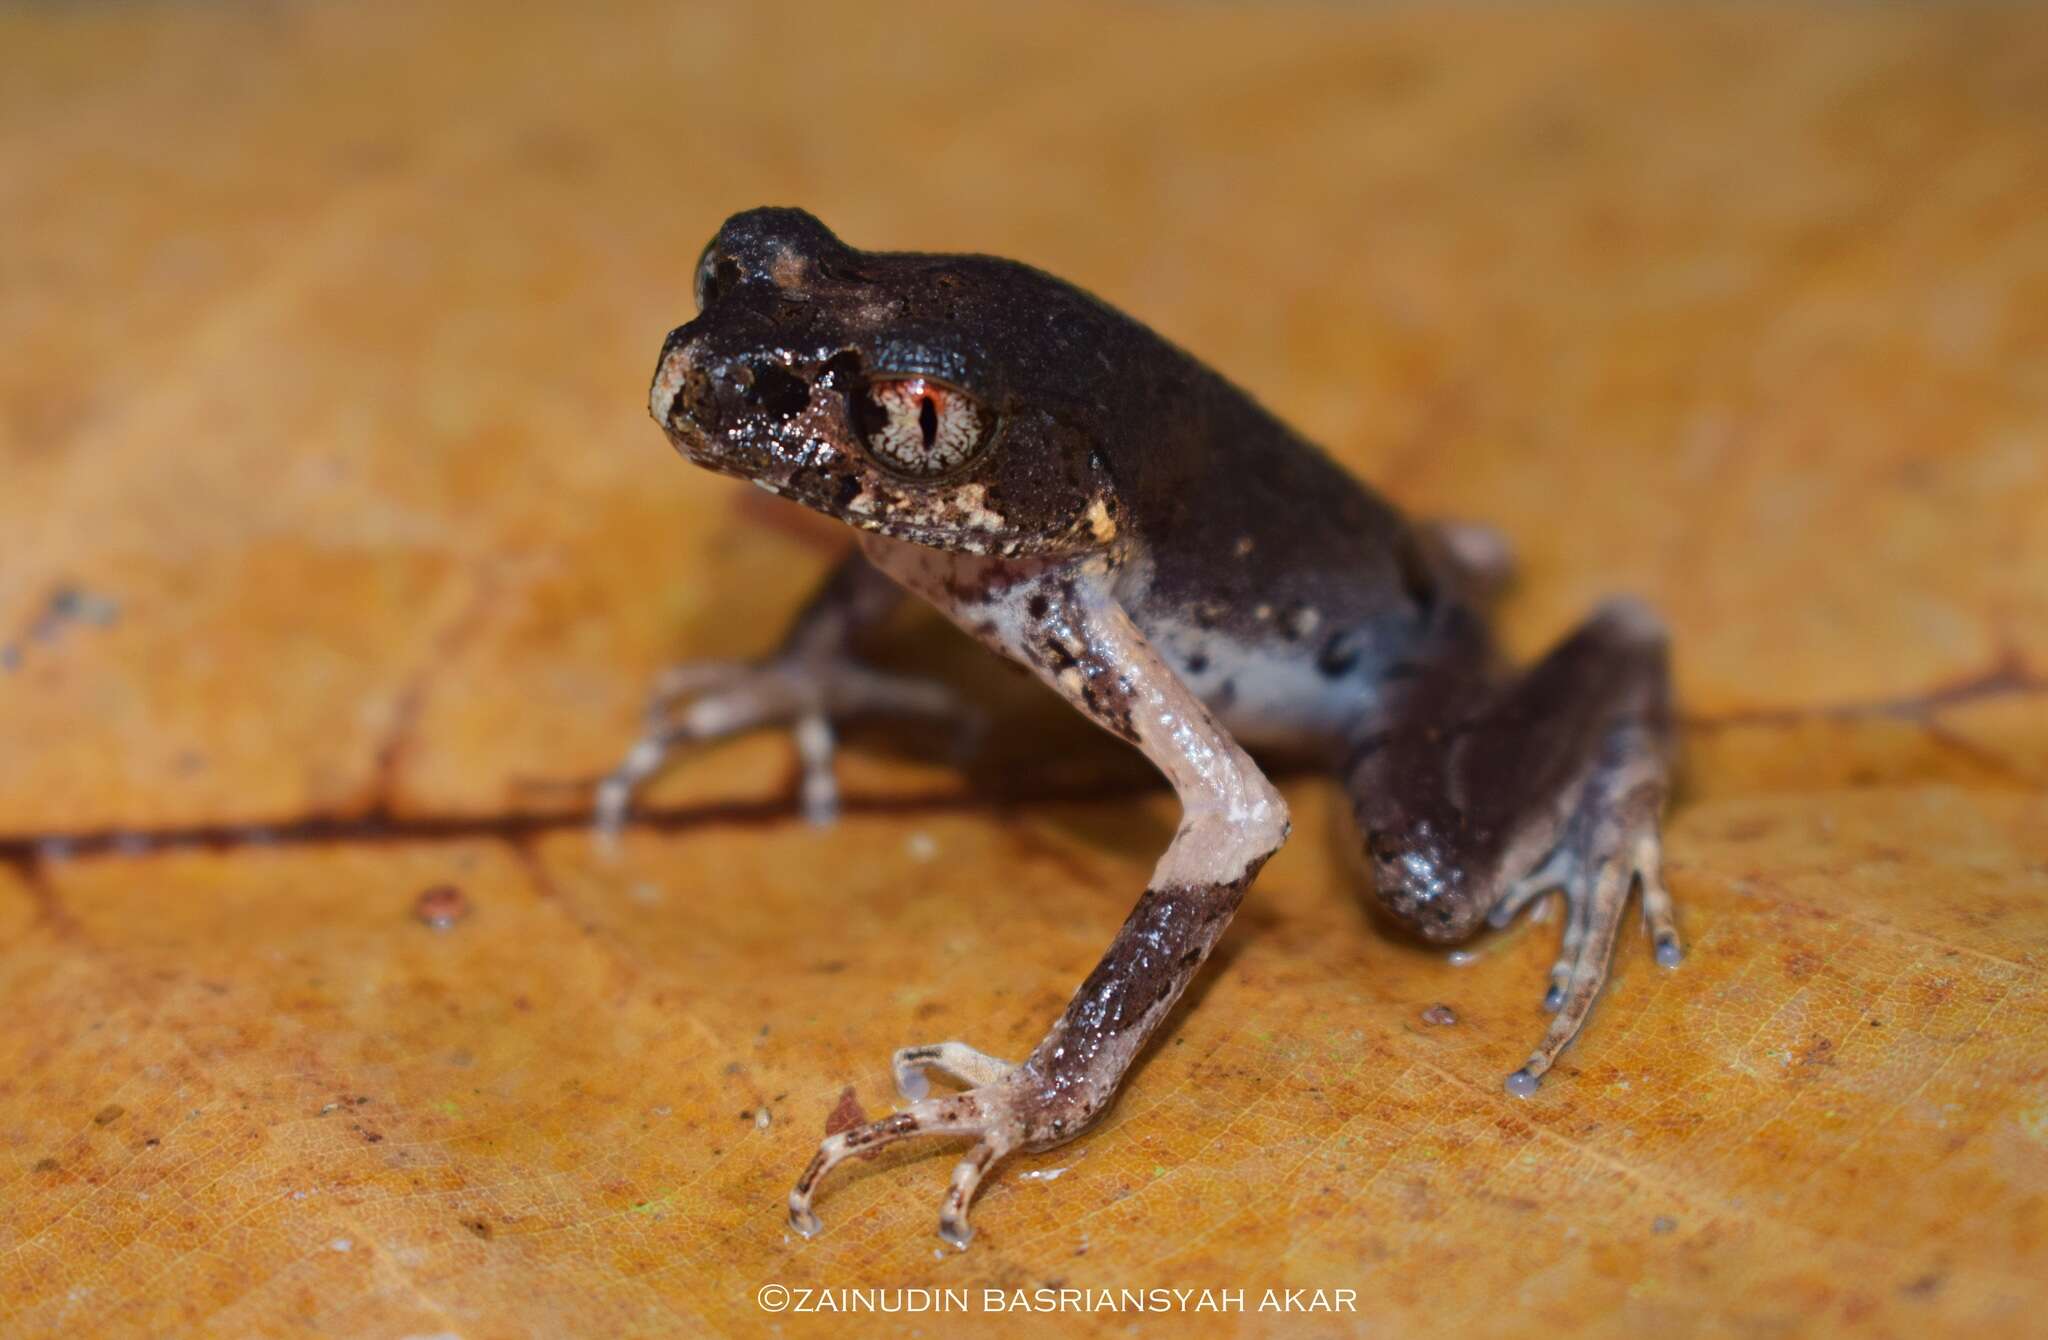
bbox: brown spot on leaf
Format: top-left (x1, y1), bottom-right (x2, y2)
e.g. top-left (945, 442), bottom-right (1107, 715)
top-left (414, 883), bottom-right (470, 929)
top-left (1794, 1036), bottom-right (1837, 1071)
top-left (1782, 949), bottom-right (1823, 980)
top-left (825, 1087), bottom-right (869, 1138)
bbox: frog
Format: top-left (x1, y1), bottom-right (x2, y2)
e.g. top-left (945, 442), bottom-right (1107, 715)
top-left (601, 207), bottom-right (1683, 1250)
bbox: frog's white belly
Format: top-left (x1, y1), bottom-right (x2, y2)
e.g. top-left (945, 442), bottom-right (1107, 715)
top-left (1137, 614), bottom-right (1364, 756)
top-left (1113, 561), bottom-right (1371, 759)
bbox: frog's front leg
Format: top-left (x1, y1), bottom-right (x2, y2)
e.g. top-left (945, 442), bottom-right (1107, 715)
top-left (1349, 598), bottom-right (1680, 1096)
top-left (787, 539), bottom-right (1289, 1249)
top-left (595, 550), bottom-right (981, 841)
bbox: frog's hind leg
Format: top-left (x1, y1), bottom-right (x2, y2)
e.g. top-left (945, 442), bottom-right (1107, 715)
top-left (1350, 597), bottom-right (1679, 1097)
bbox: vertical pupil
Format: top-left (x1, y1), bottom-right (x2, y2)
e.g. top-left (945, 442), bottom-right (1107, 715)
top-left (918, 396), bottom-right (937, 449)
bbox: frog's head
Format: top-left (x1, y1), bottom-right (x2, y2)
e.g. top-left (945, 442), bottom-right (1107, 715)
top-left (651, 207), bottom-right (1125, 558)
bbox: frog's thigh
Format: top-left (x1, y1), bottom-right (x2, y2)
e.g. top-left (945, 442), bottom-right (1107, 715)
top-left (1350, 598), bottom-right (1678, 1093)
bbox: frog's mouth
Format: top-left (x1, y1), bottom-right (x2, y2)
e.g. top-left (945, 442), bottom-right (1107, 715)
top-left (657, 412), bottom-right (731, 474)
top-left (659, 409), bottom-right (1054, 559)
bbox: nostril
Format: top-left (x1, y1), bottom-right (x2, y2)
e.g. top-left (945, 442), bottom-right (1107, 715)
top-left (746, 362), bottom-right (811, 419)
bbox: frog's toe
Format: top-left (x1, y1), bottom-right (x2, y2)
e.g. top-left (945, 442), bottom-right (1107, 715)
top-left (1487, 844), bottom-right (1574, 931)
top-left (892, 1041), bottom-right (1017, 1100)
top-left (792, 711), bottom-right (839, 826)
top-left (593, 654), bottom-right (979, 845)
top-left (787, 1072), bottom-right (1024, 1250)
top-left (593, 659), bottom-right (802, 844)
top-left (1503, 788), bottom-right (1678, 1097)
top-left (1641, 857), bottom-right (1683, 968)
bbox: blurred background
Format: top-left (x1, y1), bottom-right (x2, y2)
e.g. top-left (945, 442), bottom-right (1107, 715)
top-left (3, 3), bottom-right (2045, 1336)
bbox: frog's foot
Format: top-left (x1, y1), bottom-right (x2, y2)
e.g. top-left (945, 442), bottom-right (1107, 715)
top-left (594, 656), bottom-right (982, 845)
top-left (1492, 778), bottom-right (1680, 1098)
top-left (789, 1042), bottom-right (1027, 1250)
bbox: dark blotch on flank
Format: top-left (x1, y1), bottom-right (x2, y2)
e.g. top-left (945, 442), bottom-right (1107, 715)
top-left (1317, 630), bottom-right (1360, 678)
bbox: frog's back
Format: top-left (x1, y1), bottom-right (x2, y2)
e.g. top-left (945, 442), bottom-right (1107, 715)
top-left (1104, 365), bottom-right (1458, 754)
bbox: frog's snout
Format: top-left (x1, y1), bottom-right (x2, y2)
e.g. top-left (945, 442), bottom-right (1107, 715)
top-left (652, 331), bottom-right (817, 435)
top-left (648, 325), bottom-right (705, 429)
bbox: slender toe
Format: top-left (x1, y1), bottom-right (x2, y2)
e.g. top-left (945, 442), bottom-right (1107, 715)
top-left (1639, 846), bottom-right (1682, 968)
top-left (937, 1138), bottom-right (1007, 1251)
top-left (1514, 858), bottom-right (1633, 1085)
top-left (784, 1093), bottom-right (998, 1243)
top-left (794, 713), bottom-right (840, 826)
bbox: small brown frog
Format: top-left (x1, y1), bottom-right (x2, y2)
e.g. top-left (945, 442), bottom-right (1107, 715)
top-left (603, 208), bottom-right (1681, 1248)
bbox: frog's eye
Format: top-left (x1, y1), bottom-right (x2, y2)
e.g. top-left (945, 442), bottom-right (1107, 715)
top-left (851, 377), bottom-right (993, 478)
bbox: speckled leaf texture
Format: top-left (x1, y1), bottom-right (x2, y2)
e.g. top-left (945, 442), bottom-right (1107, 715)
top-left (2, 4), bottom-right (2044, 1337)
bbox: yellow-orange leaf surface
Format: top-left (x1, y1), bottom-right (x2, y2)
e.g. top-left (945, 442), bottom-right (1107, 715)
top-left (3, 3), bottom-right (2044, 1336)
